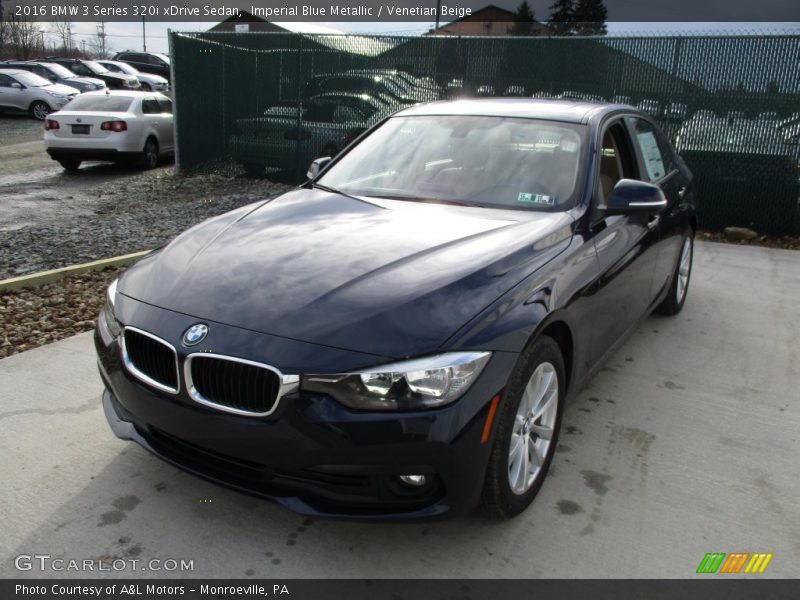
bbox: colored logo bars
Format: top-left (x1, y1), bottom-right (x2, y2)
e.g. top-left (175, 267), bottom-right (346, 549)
top-left (696, 552), bottom-right (773, 574)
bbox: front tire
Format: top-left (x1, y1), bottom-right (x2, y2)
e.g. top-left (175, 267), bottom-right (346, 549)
top-left (57, 158), bottom-right (81, 171)
top-left (139, 138), bottom-right (159, 170)
top-left (656, 234), bottom-right (693, 316)
top-left (140, 82), bottom-right (152, 91)
top-left (30, 101), bottom-right (52, 120)
top-left (481, 335), bottom-right (565, 519)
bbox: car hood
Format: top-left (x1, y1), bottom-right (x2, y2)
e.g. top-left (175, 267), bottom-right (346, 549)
top-left (138, 73), bottom-right (168, 84)
top-left (69, 76), bottom-right (104, 86)
top-left (119, 189), bottom-right (573, 357)
top-left (44, 83), bottom-right (80, 95)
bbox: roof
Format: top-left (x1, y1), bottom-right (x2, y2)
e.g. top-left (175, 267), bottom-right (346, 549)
top-left (395, 98), bottom-right (631, 123)
top-left (78, 90), bottom-right (169, 98)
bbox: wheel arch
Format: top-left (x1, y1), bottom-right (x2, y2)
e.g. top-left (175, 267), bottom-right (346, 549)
top-left (519, 313), bottom-right (575, 398)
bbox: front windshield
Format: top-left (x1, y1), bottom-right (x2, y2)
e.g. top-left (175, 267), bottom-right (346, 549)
top-left (13, 71), bottom-right (52, 87)
top-left (41, 63), bottom-right (75, 79)
top-left (84, 61), bottom-right (109, 74)
top-left (317, 115), bottom-right (587, 211)
top-left (109, 62), bottom-right (137, 75)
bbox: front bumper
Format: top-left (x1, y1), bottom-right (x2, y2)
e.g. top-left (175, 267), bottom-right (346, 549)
top-left (95, 297), bottom-right (516, 520)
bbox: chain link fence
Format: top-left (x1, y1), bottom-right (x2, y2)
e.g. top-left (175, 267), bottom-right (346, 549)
top-left (170, 30), bottom-right (800, 235)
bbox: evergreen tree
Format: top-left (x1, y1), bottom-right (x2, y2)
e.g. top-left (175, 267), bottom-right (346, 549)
top-left (548, 0), bottom-right (575, 36)
top-left (573, 0), bottom-right (608, 36)
top-left (510, 0), bottom-right (537, 36)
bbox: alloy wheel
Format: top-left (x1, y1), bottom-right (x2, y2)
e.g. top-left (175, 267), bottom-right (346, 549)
top-left (32, 102), bottom-right (50, 120)
top-left (676, 237), bottom-right (692, 303)
top-left (508, 361), bottom-right (559, 495)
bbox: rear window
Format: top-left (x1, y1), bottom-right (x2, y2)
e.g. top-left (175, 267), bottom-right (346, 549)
top-left (63, 95), bottom-right (133, 112)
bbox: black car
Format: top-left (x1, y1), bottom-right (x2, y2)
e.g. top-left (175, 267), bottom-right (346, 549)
top-left (113, 51), bottom-right (171, 81)
top-left (96, 100), bottom-right (696, 520)
top-left (46, 58), bottom-right (139, 90)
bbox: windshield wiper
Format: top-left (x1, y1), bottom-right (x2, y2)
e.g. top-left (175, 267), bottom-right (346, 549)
top-left (309, 182), bottom-right (371, 204)
top-left (366, 194), bottom-right (480, 208)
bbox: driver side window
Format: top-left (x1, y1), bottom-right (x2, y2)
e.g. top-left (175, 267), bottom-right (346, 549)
top-left (598, 122), bottom-right (636, 203)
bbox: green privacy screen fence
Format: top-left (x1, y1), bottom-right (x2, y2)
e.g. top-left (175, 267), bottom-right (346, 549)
top-left (169, 31), bottom-right (800, 235)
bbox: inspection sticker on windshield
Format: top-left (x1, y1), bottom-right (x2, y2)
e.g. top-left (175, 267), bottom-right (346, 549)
top-left (518, 193), bottom-right (555, 206)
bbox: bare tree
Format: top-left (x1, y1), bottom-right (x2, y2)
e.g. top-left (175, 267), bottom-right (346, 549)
top-left (88, 21), bottom-right (110, 58)
top-left (50, 18), bottom-right (73, 53)
top-left (8, 13), bottom-right (38, 59)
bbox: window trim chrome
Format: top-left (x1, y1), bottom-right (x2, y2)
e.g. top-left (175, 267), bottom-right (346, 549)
top-left (120, 326), bottom-right (180, 395)
top-left (184, 352), bottom-right (299, 417)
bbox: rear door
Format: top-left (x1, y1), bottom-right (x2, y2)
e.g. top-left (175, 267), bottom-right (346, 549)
top-left (156, 97), bottom-right (174, 151)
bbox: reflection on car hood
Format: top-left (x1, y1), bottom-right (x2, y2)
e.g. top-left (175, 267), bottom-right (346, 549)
top-left (119, 189), bottom-right (573, 357)
top-left (44, 83), bottom-right (80, 95)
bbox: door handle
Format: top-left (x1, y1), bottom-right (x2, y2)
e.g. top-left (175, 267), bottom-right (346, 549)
top-left (678, 186), bottom-right (687, 198)
top-left (647, 215), bottom-right (660, 230)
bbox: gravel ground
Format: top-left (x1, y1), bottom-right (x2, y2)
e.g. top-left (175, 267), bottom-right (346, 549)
top-left (0, 114), bottom-right (43, 144)
top-left (698, 229), bottom-right (800, 251)
top-left (0, 166), bottom-right (293, 278)
top-left (0, 267), bottom-right (122, 359)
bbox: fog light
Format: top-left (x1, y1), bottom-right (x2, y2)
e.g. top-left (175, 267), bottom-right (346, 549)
top-left (398, 474), bottom-right (427, 487)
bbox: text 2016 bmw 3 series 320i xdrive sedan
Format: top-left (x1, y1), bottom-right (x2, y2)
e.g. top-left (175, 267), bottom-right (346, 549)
top-left (95, 99), bottom-right (696, 520)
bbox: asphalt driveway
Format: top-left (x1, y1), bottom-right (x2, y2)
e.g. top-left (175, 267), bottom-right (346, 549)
top-left (1, 241), bottom-right (798, 578)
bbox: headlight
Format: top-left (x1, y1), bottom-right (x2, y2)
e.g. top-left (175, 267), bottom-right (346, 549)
top-left (302, 351), bottom-right (491, 411)
top-left (103, 278), bottom-right (122, 337)
top-left (46, 91), bottom-right (68, 100)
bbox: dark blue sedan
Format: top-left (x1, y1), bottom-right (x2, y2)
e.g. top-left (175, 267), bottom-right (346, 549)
top-left (95, 99), bottom-right (696, 519)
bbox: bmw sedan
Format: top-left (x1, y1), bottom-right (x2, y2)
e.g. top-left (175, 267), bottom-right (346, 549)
top-left (96, 100), bottom-right (696, 520)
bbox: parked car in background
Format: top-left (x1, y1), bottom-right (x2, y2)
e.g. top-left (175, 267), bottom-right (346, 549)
top-left (503, 85), bottom-right (526, 97)
top-left (303, 73), bottom-right (430, 107)
top-left (229, 92), bottom-right (389, 177)
top-left (113, 51), bottom-right (171, 81)
top-left (46, 58), bottom-right (140, 90)
top-left (676, 111), bottom-right (798, 234)
top-left (665, 102), bottom-right (688, 121)
top-left (557, 91), bottom-right (606, 103)
top-left (2, 61), bottom-right (105, 92)
top-left (346, 68), bottom-right (441, 96)
top-left (637, 98), bottom-right (661, 116)
top-left (44, 91), bottom-right (173, 171)
top-left (97, 99), bottom-right (695, 520)
top-left (0, 69), bottom-right (79, 119)
top-left (97, 60), bottom-right (168, 92)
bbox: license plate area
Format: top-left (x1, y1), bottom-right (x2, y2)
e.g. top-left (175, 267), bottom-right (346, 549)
top-left (71, 124), bottom-right (90, 134)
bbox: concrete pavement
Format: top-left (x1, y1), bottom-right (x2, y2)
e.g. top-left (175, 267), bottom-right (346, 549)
top-left (1, 241), bottom-right (798, 578)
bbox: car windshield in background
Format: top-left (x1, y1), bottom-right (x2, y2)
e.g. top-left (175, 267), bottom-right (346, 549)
top-left (109, 62), bottom-right (138, 75)
top-left (317, 115), bottom-right (586, 210)
top-left (13, 71), bottom-right (52, 87)
top-left (63, 95), bottom-right (133, 112)
top-left (42, 63), bottom-right (77, 79)
top-left (155, 54), bottom-right (170, 64)
top-left (84, 61), bottom-right (109, 74)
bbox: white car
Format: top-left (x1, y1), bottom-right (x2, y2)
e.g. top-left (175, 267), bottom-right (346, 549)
top-left (44, 91), bottom-right (174, 171)
top-left (0, 68), bottom-right (79, 119)
top-left (97, 60), bottom-right (169, 92)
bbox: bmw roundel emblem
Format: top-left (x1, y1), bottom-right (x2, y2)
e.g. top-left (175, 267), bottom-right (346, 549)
top-left (183, 324), bottom-right (208, 346)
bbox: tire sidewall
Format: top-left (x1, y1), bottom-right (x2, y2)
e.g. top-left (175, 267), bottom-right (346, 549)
top-left (674, 235), bottom-right (693, 310)
top-left (484, 336), bottom-right (565, 517)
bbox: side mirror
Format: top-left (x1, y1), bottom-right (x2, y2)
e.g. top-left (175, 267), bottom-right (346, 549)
top-left (11, 82), bottom-right (23, 89)
top-left (306, 156), bottom-right (331, 180)
top-left (601, 179), bottom-right (667, 215)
